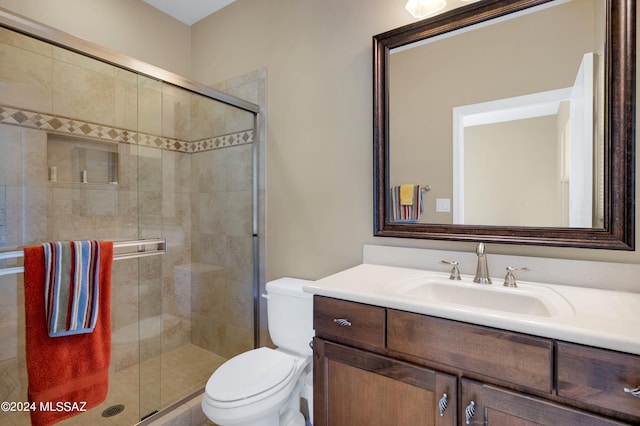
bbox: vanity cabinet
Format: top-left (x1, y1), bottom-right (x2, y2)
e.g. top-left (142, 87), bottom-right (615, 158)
top-left (313, 296), bottom-right (457, 425)
top-left (313, 339), bottom-right (457, 425)
top-left (313, 296), bottom-right (639, 425)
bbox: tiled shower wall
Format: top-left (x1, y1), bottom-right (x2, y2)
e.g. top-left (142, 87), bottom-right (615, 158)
top-left (0, 25), bottom-right (258, 382)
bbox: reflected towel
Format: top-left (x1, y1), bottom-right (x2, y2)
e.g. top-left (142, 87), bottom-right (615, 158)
top-left (24, 241), bottom-right (113, 426)
top-left (44, 241), bottom-right (102, 337)
top-left (400, 184), bottom-right (415, 206)
top-left (390, 185), bottom-right (423, 222)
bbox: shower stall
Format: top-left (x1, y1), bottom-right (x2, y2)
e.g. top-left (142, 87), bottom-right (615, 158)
top-left (0, 11), bottom-right (263, 425)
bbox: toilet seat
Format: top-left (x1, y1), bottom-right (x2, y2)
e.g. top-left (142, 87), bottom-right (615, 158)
top-left (205, 347), bottom-right (297, 407)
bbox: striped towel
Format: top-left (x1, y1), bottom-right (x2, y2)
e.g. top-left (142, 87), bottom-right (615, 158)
top-left (43, 241), bottom-right (103, 337)
top-left (390, 185), bottom-right (423, 222)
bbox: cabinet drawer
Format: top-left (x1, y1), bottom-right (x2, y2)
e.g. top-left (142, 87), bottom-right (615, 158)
top-left (387, 309), bottom-right (553, 393)
top-left (313, 296), bottom-right (385, 351)
top-left (557, 342), bottom-right (640, 420)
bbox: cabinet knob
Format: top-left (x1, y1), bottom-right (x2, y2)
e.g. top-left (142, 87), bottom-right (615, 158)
top-left (333, 318), bottom-right (352, 327)
top-left (438, 393), bottom-right (448, 416)
top-left (624, 386), bottom-right (640, 398)
top-left (464, 401), bottom-right (475, 424)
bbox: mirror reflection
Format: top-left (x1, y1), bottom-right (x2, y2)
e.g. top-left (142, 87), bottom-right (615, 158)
top-left (389, 0), bottom-right (605, 228)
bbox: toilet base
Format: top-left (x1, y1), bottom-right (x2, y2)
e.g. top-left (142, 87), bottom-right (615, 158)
top-left (281, 409), bottom-right (306, 426)
top-left (202, 405), bottom-right (305, 426)
top-left (203, 406), bottom-right (280, 426)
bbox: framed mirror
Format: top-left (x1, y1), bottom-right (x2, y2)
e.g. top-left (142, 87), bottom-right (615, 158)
top-left (374, 0), bottom-right (635, 249)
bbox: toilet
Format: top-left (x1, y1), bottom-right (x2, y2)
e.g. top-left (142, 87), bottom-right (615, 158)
top-left (202, 278), bottom-right (314, 426)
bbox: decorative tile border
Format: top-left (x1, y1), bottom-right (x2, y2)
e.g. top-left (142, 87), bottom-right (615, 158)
top-left (0, 105), bottom-right (253, 153)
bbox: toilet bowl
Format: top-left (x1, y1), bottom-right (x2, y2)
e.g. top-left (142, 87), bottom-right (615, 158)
top-left (202, 278), bottom-right (314, 426)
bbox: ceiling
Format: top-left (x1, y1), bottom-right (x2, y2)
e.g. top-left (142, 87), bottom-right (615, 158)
top-left (142, 0), bottom-right (236, 26)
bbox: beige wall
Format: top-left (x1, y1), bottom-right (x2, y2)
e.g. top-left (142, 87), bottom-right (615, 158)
top-left (0, 0), bottom-right (639, 284)
top-left (0, 0), bottom-right (192, 77)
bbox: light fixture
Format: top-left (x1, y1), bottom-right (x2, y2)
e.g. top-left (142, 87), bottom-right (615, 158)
top-left (405, 0), bottom-right (447, 19)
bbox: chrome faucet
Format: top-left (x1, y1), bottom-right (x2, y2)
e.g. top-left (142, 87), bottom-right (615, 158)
top-left (473, 242), bottom-right (492, 284)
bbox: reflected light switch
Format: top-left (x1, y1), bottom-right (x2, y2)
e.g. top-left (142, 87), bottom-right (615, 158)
top-left (436, 198), bottom-right (451, 213)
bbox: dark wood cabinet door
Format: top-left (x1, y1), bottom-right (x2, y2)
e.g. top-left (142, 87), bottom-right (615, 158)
top-left (461, 379), bottom-right (629, 426)
top-left (314, 338), bottom-right (457, 426)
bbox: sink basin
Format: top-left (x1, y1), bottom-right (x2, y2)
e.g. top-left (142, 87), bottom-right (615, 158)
top-left (390, 276), bottom-right (575, 318)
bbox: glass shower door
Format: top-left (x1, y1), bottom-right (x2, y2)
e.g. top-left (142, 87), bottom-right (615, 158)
top-left (134, 80), bottom-right (259, 416)
top-left (134, 75), bottom-right (165, 420)
top-left (0, 22), bottom-right (259, 425)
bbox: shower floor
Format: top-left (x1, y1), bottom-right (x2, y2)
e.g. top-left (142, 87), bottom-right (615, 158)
top-left (1, 344), bottom-right (226, 426)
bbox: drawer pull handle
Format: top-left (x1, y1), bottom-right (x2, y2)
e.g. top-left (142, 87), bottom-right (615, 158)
top-left (624, 386), bottom-right (640, 398)
top-left (333, 318), bottom-right (352, 327)
top-left (465, 401), bottom-right (475, 424)
top-left (438, 393), bottom-right (448, 416)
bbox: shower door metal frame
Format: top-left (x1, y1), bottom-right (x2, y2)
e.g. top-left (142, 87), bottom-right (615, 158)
top-left (0, 7), bottom-right (263, 348)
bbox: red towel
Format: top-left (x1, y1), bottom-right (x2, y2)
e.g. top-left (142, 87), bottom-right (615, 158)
top-left (24, 242), bottom-right (113, 426)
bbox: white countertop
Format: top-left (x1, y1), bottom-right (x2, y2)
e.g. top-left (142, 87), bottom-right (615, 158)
top-left (304, 263), bottom-right (640, 355)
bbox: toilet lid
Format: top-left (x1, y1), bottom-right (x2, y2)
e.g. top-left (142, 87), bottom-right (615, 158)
top-left (206, 347), bottom-right (296, 402)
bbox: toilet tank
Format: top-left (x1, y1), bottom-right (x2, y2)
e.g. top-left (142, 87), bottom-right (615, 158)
top-left (266, 278), bottom-right (314, 356)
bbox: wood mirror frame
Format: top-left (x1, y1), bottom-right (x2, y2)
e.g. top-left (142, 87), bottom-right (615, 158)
top-left (373, 0), bottom-right (635, 249)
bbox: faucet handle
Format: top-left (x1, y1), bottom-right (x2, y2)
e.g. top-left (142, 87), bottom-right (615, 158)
top-left (441, 260), bottom-right (461, 280)
top-left (504, 266), bottom-right (529, 287)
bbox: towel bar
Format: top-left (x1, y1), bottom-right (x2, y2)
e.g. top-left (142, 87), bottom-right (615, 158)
top-left (0, 238), bottom-right (167, 277)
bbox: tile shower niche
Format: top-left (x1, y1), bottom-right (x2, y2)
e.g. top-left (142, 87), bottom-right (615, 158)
top-left (47, 134), bottom-right (119, 185)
